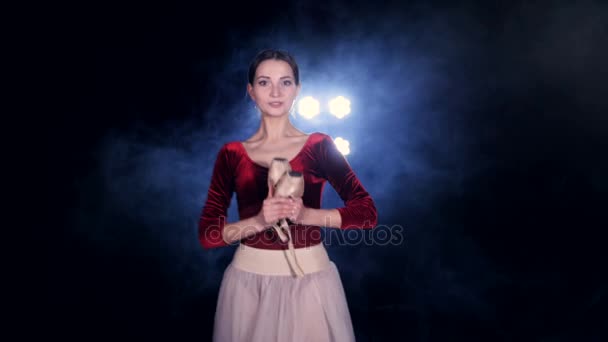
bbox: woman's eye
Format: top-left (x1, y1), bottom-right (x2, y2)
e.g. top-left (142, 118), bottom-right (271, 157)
top-left (258, 80), bottom-right (267, 86)
top-left (283, 80), bottom-right (292, 86)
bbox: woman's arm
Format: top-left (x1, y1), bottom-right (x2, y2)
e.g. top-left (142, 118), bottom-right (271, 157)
top-left (221, 216), bottom-right (266, 244)
top-left (199, 146), bottom-right (297, 247)
top-left (299, 208), bottom-right (342, 229)
top-left (314, 134), bottom-right (378, 229)
top-left (198, 144), bottom-right (236, 249)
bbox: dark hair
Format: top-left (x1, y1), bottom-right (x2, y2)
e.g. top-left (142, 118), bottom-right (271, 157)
top-left (248, 49), bottom-right (300, 86)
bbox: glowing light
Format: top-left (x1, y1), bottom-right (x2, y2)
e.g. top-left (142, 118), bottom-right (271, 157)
top-left (328, 96), bottom-right (351, 119)
top-left (334, 137), bottom-right (350, 155)
top-left (297, 96), bottom-right (320, 119)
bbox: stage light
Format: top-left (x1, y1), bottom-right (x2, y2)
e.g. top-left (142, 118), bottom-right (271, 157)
top-left (297, 96), bottom-right (320, 119)
top-left (334, 137), bottom-right (350, 156)
top-left (328, 96), bottom-right (351, 119)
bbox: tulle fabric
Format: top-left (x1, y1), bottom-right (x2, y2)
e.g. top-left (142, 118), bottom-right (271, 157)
top-left (212, 262), bottom-right (356, 342)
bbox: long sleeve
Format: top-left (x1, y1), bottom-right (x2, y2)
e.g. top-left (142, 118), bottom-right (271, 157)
top-left (318, 135), bottom-right (378, 229)
top-left (198, 144), bottom-right (235, 249)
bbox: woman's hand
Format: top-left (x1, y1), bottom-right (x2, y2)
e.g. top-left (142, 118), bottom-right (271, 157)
top-left (287, 196), bottom-right (306, 223)
top-left (256, 181), bottom-right (301, 228)
top-left (257, 197), bottom-right (296, 227)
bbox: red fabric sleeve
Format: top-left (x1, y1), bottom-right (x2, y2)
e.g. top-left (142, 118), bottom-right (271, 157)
top-left (318, 135), bottom-right (378, 229)
top-left (198, 144), bottom-right (235, 249)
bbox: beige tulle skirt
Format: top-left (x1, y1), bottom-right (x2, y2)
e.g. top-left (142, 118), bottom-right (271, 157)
top-left (212, 243), bottom-right (356, 342)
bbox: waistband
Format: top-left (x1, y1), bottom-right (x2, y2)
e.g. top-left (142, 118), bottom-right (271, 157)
top-left (230, 243), bottom-right (331, 276)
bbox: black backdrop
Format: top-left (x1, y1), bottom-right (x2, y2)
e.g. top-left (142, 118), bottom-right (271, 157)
top-left (36, 1), bottom-right (607, 341)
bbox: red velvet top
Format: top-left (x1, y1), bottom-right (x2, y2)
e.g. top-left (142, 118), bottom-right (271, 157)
top-left (198, 132), bottom-right (378, 250)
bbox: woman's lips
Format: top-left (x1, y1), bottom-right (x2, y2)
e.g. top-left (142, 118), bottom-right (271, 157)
top-left (268, 102), bottom-right (283, 108)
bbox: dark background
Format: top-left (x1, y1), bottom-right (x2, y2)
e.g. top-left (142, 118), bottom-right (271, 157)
top-left (37, 0), bottom-right (607, 341)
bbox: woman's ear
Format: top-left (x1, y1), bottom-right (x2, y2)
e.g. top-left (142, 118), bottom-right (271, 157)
top-left (247, 83), bottom-right (255, 101)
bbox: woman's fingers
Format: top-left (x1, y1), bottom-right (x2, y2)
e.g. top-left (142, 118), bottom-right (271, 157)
top-left (268, 197), bottom-right (292, 204)
top-left (262, 208), bottom-right (291, 224)
top-left (262, 197), bottom-right (302, 224)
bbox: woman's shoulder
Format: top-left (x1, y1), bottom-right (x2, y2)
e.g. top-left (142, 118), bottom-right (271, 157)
top-left (307, 131), bottom-right (332, 143)
top-left (222, 140), bottom-right (243, 149)
top-left (212, 140), bottom-right (245, 158)
top-left (309, 132), bottom-right (340, 151)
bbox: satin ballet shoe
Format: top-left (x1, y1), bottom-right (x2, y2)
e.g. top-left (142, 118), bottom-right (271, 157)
top-left (268, 160), bottom-right (306, 278)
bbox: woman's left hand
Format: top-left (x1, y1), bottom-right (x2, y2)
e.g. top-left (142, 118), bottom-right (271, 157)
top-left (287, 196), bottom-right (306, 223)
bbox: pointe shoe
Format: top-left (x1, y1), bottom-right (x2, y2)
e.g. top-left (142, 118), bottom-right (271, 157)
top-left (272, 170), bottom-right (306, 277)
top-left (268, 159), bottom-right (296, 244)
top-left (272, 170), bottom-right (305, 243)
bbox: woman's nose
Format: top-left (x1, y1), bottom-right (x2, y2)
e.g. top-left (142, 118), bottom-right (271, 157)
top-left (270, 85), bottom-right (281, 97)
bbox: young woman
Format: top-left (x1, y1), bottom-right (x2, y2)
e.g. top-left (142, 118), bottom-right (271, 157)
top-left (199, 48), bottom-right (378, 342)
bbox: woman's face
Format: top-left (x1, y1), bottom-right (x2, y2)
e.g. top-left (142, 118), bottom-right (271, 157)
top-left (248, 59), bottom-right (300, 117)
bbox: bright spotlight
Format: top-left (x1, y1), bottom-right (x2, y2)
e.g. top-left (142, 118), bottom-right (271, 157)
top-left (297, 96), bottom-right (320, 119)
top-left (328, 96), bottom-right (351, 119)
top-left (334, 137), bottom-right (350, 156)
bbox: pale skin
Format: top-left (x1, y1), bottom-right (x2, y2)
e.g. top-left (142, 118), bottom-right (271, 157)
top-left (222, 59), bottom-right (342, 244)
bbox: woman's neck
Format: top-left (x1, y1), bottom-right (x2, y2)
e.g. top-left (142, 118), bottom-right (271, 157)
top-left (253, 115), bottom-right (301, 142)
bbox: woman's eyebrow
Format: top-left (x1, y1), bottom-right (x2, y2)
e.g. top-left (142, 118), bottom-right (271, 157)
top-left (255, 75), bottom-right (293, 80)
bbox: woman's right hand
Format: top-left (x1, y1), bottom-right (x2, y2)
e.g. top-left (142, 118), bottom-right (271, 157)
top-left (256, 181), bottom-right (296, 228)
